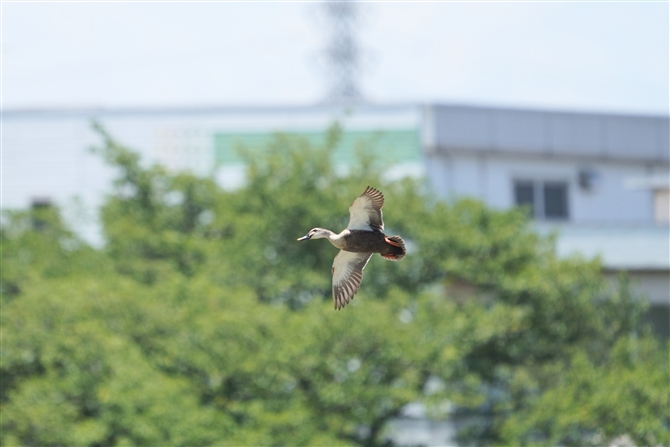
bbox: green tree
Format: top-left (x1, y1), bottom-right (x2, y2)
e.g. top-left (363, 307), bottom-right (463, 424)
top-left (501, 336), bottom-right (669, 446)
top-left (1, 124), bottom-right (666, 446)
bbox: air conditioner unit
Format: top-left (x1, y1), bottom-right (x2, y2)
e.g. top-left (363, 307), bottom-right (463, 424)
top-left (578, 168), bottom-right (600, 192)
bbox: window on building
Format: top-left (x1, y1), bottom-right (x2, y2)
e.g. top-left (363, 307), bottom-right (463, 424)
top-left (514, 180), bottom-right (569, 220)
top-left (543, 182), bottom-right (568, 219)
top-left (514, 181), bottom-right (535, 216)
top-left (30, 197), bottom-right (53, 231)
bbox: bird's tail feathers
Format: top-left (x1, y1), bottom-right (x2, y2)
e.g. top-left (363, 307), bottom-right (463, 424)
top-left (383, 235), bottom-right (406, 261)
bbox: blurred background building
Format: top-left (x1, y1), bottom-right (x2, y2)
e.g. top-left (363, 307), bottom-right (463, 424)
top-left (4, 103), bottom-right (669, 339)
top-left (422, 104), bottom-right (669, 340)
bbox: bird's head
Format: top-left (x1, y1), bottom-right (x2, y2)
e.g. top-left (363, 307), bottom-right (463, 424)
top-left (297, 228), bottom-right (331, 241)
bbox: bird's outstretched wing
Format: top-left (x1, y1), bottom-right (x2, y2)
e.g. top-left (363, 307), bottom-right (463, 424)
top-left (347, 186), bottom-right (384, 232)
top-left (332, 250), bottom-right (373, 310)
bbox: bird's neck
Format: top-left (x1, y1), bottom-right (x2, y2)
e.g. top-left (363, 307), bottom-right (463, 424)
top-left (326, 229), bottom-right (349, 249)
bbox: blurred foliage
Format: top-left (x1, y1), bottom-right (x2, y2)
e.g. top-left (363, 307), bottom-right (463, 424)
top-left (1, 123), bottom-right (667, 447)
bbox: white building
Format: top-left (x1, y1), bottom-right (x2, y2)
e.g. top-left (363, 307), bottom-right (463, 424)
top-left (422, 104), bottom-right (669, 338)
top-left (422, 104), bottom-right (669, 225)
top-left (3, 104), bottom-right (421, 243)
top-left (3, 103), bottom-right (668, 337)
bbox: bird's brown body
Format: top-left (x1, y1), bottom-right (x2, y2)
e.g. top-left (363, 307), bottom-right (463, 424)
top-left (338, 229), bottom-right (406, 259)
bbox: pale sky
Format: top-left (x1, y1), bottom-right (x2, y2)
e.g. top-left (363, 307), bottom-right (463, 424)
top-left (3, 2), bottom-right (668, 115)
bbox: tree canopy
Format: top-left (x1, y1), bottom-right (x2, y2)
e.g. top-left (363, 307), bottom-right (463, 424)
top-left (1, 124), bottom-right (667, 446)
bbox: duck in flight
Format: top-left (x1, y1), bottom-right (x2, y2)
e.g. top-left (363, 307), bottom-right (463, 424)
top-left (297, 186), bottom-right (406, 310)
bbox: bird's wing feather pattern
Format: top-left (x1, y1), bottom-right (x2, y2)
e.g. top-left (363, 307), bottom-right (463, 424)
top-left (332, 250), bottom-right (373, 310)
top-left (347, 186), bottom-right (385, 231)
